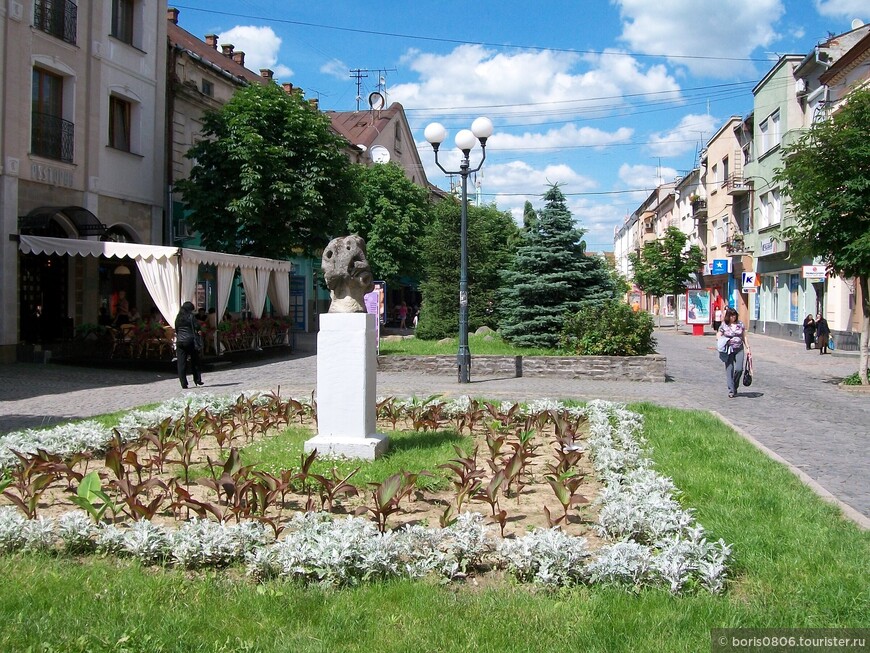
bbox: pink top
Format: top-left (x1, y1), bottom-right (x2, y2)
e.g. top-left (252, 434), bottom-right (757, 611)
top-left (718, 321), bottom-right (745, 352)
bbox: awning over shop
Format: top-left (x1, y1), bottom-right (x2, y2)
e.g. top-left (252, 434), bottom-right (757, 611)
top-left (18, 235), bottom-right (293, 327)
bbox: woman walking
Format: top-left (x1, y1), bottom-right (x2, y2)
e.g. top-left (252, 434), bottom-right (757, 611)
top-left (717, 307), bottom-right (747, 398)
top-left (815, 312), bottom-right (831, 355)
top-left (802, 314), bottom-right (816, 350)
top-left (174, 301), bottom-right (204, 389)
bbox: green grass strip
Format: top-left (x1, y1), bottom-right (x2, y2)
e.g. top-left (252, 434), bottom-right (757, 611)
top-left (0, 404), bottom-right (866, 653)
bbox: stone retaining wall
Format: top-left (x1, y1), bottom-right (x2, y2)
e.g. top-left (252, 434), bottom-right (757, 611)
top-left (377, 354), bottom-right (667, 382)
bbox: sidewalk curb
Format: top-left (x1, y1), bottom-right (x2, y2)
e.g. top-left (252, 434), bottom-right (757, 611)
top-left (710, 410), bottom-right (869, 531)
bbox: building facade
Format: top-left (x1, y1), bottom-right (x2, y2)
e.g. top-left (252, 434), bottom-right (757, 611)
top-left (1, 0), bottom-right (167, 362)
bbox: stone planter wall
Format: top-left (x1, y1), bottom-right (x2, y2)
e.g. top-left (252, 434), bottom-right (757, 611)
top-left (377, 354), bottom-right (667, 382)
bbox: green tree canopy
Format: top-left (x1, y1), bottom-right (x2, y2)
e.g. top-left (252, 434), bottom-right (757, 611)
top-left (346, 162), bottom-right (431, 286)
top-left (628, 226), bottom-right (704, 320)
top-left (498, 184), bottom-right (616, 348)
top-left (175, 83), bottom-right (355, 259)
top-left (416, 199), bottom-right (518, 340)
top-left (775, 87), bottom-right (870, 384)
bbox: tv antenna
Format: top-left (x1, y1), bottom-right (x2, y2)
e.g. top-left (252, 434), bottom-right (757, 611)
top-left (349, 67), bottom-right (397, 111)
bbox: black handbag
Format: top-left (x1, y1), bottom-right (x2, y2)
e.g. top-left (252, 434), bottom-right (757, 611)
top-left (742, 349), bottom-right (753, 386)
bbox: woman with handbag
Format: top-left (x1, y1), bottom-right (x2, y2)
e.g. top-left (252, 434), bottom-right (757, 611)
top-left (174, 301), bottom-right (204, 389)
top-left (815, 313), bottom-right (831, 355)
top-left (717, 307), bottom-right (747, 398)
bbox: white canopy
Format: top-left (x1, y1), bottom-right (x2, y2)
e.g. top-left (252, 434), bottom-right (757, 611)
top-left (19, 235), bottom-right (293, 325)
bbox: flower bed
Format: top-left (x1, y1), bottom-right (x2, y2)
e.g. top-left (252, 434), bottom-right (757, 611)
top-left (0, 395), bottom-right (729, 592)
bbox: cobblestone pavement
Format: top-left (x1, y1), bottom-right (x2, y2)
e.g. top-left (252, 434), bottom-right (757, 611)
top-left (1, 327), bottom-right (867, 518)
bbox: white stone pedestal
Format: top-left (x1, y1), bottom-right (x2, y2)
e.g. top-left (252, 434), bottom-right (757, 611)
top-left (304, 313), bottom-right (387, 460)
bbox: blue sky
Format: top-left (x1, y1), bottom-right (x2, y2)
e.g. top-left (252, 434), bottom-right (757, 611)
top-left (171, 0), bottom-right (867, 251)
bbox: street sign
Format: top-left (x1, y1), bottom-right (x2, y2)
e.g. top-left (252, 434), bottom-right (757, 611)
top-left (741, 272), bottom-right (757, 289)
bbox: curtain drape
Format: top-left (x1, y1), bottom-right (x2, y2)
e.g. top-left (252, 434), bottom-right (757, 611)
top-left (135, 257), bottom-right (180, 325)
top-left (240, 268), bottom-right (270, 319)
top-left (267, 271), bottom-right (291, 316)
top-left (180, 257), bottom-right (200, 307)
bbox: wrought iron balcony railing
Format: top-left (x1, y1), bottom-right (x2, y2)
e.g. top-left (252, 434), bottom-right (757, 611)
top-left (31, 112), bottom-right (74, 163)
top-left (33, 0), bottom-right (77, 45)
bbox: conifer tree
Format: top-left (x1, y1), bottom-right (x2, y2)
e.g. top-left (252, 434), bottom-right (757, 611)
top-left (499, 184), bottom-right (615, 348)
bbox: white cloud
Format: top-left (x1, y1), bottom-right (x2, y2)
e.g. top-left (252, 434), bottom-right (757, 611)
top-left (320, 59), bottom-right (348, 79)
top-left (614, 0), bottom-right (785, 77)
top-left (647, 113), bottom-right (718, 157)
top-left (218, 26), bottom-right (293, 79)
top-left (490, 124), bottom-right (633, 152)
top-left (618, 163), bottom-right (678, 190)
top-left (391, 44), bottom-right (681, 123)
top-left (814, 0), bottom-right (867, 19)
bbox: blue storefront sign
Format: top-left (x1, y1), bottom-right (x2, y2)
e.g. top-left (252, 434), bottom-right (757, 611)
top-left (711, 259), bottom-right (729, 275)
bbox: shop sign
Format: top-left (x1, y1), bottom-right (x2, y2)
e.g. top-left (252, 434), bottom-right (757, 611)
top-left (802, 265), bottom-right (827, 280)
top-left (757, 237), bottom-right (785, 257)
top-left (741, 272), bottom-right (757, 289)
top-left (710, 259), bottom-right (729, 275)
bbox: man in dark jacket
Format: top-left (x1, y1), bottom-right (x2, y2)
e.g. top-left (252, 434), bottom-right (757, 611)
top-left (174, 301), bottom-right (204, 389)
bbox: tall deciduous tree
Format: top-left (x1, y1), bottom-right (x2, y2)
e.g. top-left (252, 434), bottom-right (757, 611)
top-left (628, 226), bottom-right (704, 325)
top-left (175, 83), bottom-right (355, 259)
top-left (499, 184), bottom-right (615, 348)
top-left (346, 162), bottom-right (431, 286)
top-left (775, 88), bottom-right (870, 384)
top-left (416, 199), bottom-right (518, 340)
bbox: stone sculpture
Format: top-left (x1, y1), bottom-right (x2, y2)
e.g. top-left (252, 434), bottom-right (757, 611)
top-left (322, 235), bottom-right (375, 313)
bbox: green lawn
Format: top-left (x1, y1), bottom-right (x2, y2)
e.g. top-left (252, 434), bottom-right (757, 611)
top-left (379, 332), bottom-right (560, 356)
top-left (1, 404), bottom-right (867, 653)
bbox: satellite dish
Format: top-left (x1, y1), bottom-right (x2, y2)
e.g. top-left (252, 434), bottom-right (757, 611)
top-left (368, 91), bottom-right (386, 110)
top-left (370, 145), bottom-right (390, 164)
top-left (852, 18), bottom-right (864, 29)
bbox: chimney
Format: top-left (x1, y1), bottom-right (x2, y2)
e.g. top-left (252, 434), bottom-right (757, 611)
top-left (221, 44), bottom-right (234, 57)
top-left (167, 7), bottom-right (179, 24)
top-left (232, 51), bottom-right (245, 66)
top-left (308, 98), bottom-right (319, 110)
top-left (205, 34), bottom-right (218, 49)
top-left (282, 82), bottom-right (294, 94)
top-left (260, 69), bottom-right (274, 81)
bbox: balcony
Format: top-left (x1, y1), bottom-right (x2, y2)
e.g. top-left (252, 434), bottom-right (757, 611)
top-left (34, 0), bottom-right (77, 45)
top-left (725, 237), bottom-right (746, 255)
top-left (31, 112), bottom-right (75, 163)
top-left (691, 198), bottom-right (707, 220)
top-left (726, 173), bottom-right (751, 196)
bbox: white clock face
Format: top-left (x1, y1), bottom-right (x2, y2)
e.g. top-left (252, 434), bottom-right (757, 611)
top-left (370, 146), bottom-right (391, 164)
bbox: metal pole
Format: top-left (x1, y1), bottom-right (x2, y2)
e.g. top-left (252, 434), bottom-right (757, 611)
top-left (458, 154), bottom-right (470, 383)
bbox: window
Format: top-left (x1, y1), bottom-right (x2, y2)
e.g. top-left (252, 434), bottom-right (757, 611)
top-left (711, 163), bottom-right (718, 185)
top-left (721, 156), bottom-right (729, 186)
top-left (32, 68), bottom-right (73, 162)
top-left (759, 110), bottom-right (780, 153)
top-left (111, 0), bottom-right (134, 45)
top-left (109, 96), bottom-right (131, 151)
top-left (759, 189), bottom-right (781, 228)
top-left (201, 79), bottom-right (214, 97)
top-left (34, 0), bottom-right (78, 45)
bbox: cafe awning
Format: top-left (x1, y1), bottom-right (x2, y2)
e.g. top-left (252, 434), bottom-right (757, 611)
top-left (18, 235), bottom-right (293, 326)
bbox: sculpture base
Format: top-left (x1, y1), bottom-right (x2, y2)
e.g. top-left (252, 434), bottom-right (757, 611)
top-left (303, 433), bottom-right (388, 461)
top-left (306, 312), bottom-right (387, 460)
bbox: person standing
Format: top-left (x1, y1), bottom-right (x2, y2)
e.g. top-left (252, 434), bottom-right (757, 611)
top-left (815, 312), bottom-right (831, 355)
top-left (717, 307), bottom-right (747, 398)
top-left (802, 314), bottom-right (816, 350)
top-left (398, 301), bottom-right (409, 329)
top-left (174, 301), bottom-right (204, 389)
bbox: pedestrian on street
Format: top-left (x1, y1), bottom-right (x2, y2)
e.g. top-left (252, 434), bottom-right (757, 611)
top-left (802, 314), bottom-right (816, 350)
top-left (815, 313), bottom-right (831, 355)
top-left (174, 301), bottom-right (204, 389)
top-left (717, 307), bottom-right (747, 398)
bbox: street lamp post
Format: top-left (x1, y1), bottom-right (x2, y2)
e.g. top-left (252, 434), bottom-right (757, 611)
top-left (424, 117), bottom-right (493, 384)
